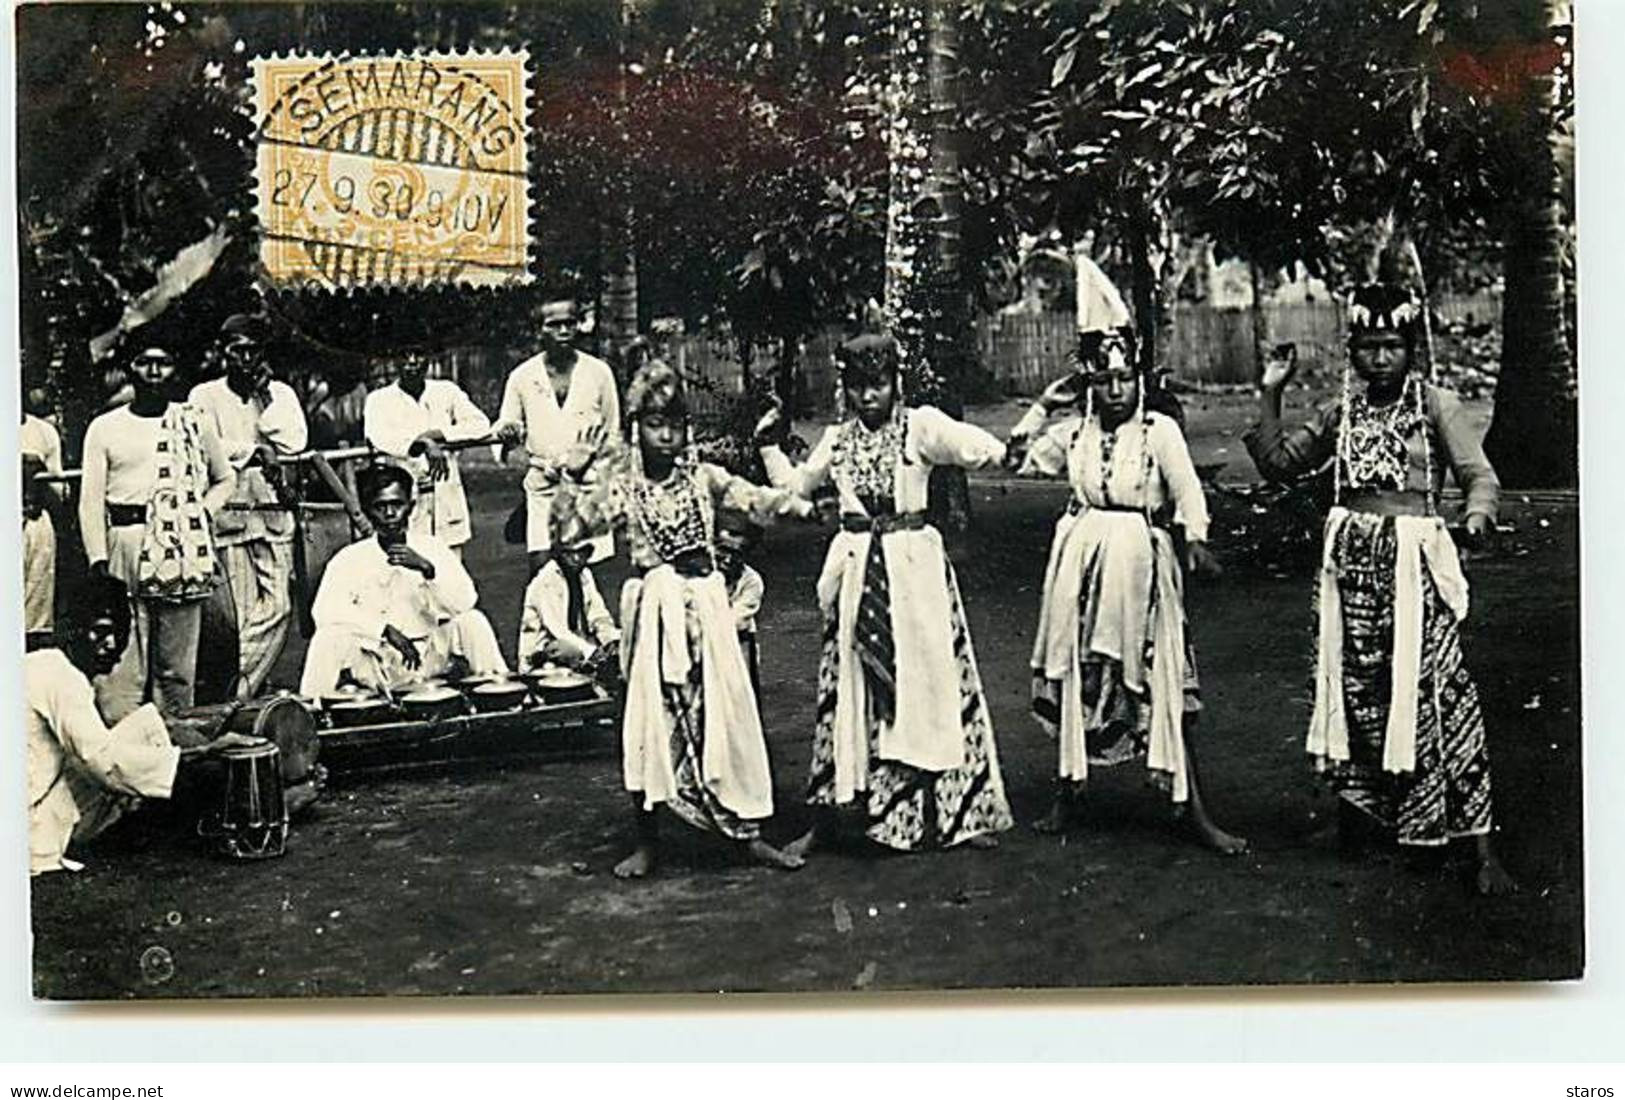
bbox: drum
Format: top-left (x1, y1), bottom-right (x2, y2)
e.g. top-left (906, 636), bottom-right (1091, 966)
top-left (200, 741), bottom-right (288, 861)
top-left (169, 696), bottom-right (320, 785)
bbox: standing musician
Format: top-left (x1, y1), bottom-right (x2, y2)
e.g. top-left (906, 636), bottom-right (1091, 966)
top-left (80, 346), bottom-right (236, 721)
top-left (189, 313), bottom-right (310, 698)
top-left (492, 295), bottom-right (621, 576)
top-left (299, 464), bottom-right (508, 698)
top-left (363, 351), bottom-right (491, 558)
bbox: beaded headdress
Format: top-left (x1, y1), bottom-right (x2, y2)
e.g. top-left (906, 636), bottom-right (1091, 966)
top-left (1347, 284), bottom-right (1422, 339)
top-left (547, 486), bottom-right (596, 551)
top-left (1334, 282), bottom-right (1434, 513)
top-left (624, 359), bottom-right (689, 425)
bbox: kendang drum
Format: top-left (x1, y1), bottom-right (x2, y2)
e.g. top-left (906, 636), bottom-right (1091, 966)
top-left (170, 695), bottom-right (321, 786)
top-left (200, 741), bottom-right (288, 861)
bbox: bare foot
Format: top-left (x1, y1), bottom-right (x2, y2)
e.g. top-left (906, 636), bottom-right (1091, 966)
top-left (1475, 856), bottom-right (1518, 897)
top-left (963, 833), bottom-right (1000, 850)
top-left (1197, 824), bottom-right (1250, 856)
top-left (613, 844), bottom-right (656, 879)
top-left (1032, 799), bottom-right (1071, 836)
top-left (746, 838), bottom-right (806, 871)
top-left (782, 828), bottom-right (820, 861)
top-left (1185, 813), bottom-right (1250, 856)
top-left (285, 781), bottom-right (321, 819)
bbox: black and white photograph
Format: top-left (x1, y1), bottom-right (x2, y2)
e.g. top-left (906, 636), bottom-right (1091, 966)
top-left (15, 0), bottom-right (1581, 1001)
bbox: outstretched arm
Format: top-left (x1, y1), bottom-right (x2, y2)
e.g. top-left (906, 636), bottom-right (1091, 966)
top-left (759, 424), bottom-right (837, 499)
top-left (705, 463), bottom-right (816, 523)
top-left (913, 406), bottom-right (1007, 470)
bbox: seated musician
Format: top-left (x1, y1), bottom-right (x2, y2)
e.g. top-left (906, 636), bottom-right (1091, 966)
top-left (299, 463), bottom-right (508, 697)
top-left (27, 575), bottom-right (257, 875)
top-left (518, 489), bottom-right (620, 678)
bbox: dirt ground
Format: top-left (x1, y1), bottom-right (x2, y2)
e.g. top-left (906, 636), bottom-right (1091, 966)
top-left (30, 393), bottom-right (1583, 999)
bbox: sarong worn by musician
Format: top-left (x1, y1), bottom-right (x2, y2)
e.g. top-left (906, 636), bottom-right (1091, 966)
top-left (756, 333), bottom-right (1016, 857)
top-left (1244, 282), bottom-right (1515, 897)
top-left (299, 464), bottom-right (508, 698)
top-left (80, 346), bottom-right (236, 721)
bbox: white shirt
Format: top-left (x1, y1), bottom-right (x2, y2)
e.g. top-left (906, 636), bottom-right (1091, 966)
top-left (189, 377), bottom-right (309, 545)
top-left (364, 379), bottom-right (491, 547)
top-left (518, 560), bottom-right (620, 665)
top-left (77, 405), bottom-right (234, 566)
top-left (492, 350), bottom-right (621, 469)
top-left (27, 649), bottom-right (178, 875)
top-left (20, 413), bottom-right (63, 471)
top-left (311, 532), bottom-right (480, 641)
top-left (729, 565), bottom-right (764, 635)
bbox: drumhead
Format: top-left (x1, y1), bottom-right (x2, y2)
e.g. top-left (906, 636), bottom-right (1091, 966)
top-left (252, 697), bottom-right (319, 782)
top-left (220, 741), bottom-right (280, 762)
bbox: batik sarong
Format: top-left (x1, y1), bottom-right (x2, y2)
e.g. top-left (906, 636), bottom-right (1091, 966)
top-left (1318, 510), bottom-right (1494, 846)
top-left (807, 556), bottom-right (1013, 851)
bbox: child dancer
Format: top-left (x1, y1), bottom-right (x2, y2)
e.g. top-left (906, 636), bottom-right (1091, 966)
top-left (756, 333), bottom-right (1014, 855)
top-left (1006, 322), bottom-right (1247, 854)
top-left (1245, 284), bottom-right (1513, 895)
top-left (518, 490), bottom-right (621, 680)
top-left (714, 509), bottom-right (766, 698)
top-left (581, 361), bottom-right (812, 879)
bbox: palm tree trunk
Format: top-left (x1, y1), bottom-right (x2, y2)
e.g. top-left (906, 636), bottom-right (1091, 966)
top-left (922, 0), bottom-right (973, 530)
top-left (1482, 0), bottom-right (1576, 487)
top-left (599, 0), bottom-right (640, 380)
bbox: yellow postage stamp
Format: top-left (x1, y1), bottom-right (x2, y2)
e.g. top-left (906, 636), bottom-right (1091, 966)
top-left (251, 51), bottom-right (531, 291)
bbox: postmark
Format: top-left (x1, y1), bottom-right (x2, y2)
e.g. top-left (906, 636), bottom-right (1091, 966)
top-left (251, 51), bottom-right (532, 291)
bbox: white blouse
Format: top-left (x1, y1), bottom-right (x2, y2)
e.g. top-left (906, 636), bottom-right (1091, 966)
top-left (761, 405), bottom-right (1007, 514)
top-left (27, 649), bottom-right (178, 874)
top-left (1014, 403), bottom-right (1210, 542)
top-left (189, 377), bottom-right (309, 545)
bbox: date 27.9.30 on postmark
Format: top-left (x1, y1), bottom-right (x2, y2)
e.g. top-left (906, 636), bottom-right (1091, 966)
top-left (251, 51), bottom-right (532, 292)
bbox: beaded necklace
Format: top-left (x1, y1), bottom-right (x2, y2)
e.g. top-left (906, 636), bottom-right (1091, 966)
top-left (624, 456), bottom-right (715, 566)
top-left (833, 401), bottom-right (907, 515)
top-left (1070, 384), bottom-right (1155, 519)
top-left (1334, 368), bottom-right (1436, 516)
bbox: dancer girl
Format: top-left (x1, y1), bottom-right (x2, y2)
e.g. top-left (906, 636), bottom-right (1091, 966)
top-left (1006, 322), bottom-right (1247, 854)
top-left (581, 361), bottom-right (812, 879)
top-left (756, 333), bottom-right (1014, 855)
top-left (1244, 283), bottom-right (1514, 895)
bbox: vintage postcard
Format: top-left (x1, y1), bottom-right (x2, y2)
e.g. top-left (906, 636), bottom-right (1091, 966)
top-left (15, 0), bottom-right (1580, 1001)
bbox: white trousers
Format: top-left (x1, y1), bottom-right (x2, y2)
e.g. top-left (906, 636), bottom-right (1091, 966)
top-left (298, 609), bottom-right (508, 697)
